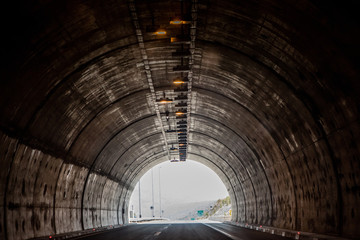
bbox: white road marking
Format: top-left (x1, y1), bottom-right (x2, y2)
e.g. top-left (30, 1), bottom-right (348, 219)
top-left (154, 231), bottom-right (162, 236)
top-left (203, 223), bottom-right (244, 240)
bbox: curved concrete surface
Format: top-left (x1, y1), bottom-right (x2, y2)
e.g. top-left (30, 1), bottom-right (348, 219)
top-left (0, 0), bottom-right (359, 239)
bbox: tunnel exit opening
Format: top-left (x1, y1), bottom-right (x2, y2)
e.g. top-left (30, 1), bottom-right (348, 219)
top-left (127, 160), bottom-right (232, 223)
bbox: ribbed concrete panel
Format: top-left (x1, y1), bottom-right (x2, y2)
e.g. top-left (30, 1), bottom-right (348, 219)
top-left (3, 144), bottom-right (64, 239)
top-left (82, 173), bottom-right (107, 229)
top-left (69, 91), bottom-right (155, 166)
top-left (266, 159), bottom-right (296, 229)
top-left (5, 145), bottom-right (40, 240)
top-left (328, 122), bottom-right (360, 235)
top-left (100, 180), bottom-right (120, 227)
top-left (93, 117), bottom-right (159, 175)
top-left (109, 139), bottom-right (167, 180)
top-left (55, 164), bottom-right (88, 233)
top-left (0, 132), bottom-right (18, 240)
top-left (287, 141), bottom-right (338, 233)
top-left (28, 46), bottom-right (147, 154)
top-left (31, 154), bottom-right (62, 237)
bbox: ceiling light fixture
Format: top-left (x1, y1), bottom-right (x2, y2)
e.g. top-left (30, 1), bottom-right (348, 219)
top-left (154, 30), bottom-right (167, 35)
top-left (173, 77), bottom-right (189, 84)
top-left (157, 97), bottom-right (173, 103)
top-left (175, 109), bottom-right (187, 116)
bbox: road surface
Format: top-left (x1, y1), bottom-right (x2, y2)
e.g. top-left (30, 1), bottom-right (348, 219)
top-left (68, 222), bottom-right (293, 240)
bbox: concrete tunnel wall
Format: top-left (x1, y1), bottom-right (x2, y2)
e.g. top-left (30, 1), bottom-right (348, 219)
top-left (0, 0), bottom-right (359, 239)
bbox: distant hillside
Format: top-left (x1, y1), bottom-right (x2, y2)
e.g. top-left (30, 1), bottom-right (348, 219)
top-left (163, 196), bottom-right (232, 221)
top-left (163, 200), bottom-right (215, 220)
top-left (129, 196), bottom-right (231, 221)
top-left (204, 196), bottom-right (232, 221)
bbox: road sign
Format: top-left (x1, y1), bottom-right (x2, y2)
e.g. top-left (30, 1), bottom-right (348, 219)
top-left (197, 210), bottom-right (204, 217)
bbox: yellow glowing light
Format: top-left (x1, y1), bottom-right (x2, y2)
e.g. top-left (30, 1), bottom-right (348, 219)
top-left (159, 99), bottom-right (172, 104)
top-left (155, 30), bottom-right (167, 35)
top-left (170, 18), bottom-right (191, 24)
top-left (170, 20), bottom-right (181, 24)
top-left (173, 79), bottom-right (185, 84)
top-left (175, 111), bottom-right (185, 116)
top-left (170, 20), bottom-right (189, 24)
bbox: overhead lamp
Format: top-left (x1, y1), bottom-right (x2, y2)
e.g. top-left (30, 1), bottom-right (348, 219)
top-left (170, 15), bottom-right (191, 25)
top-left (179, 143), bottom-right (187, 147)
top-left (175, 109), bottom-right (187, 116)
top-left (157, 97), bottom-right (173, 104)
top-left (170, 18), bottom-right (191, 25)
top-left (154, 29), bottom-right (167, 35)
top-left (173, 77), bottom-right (189, 84)
top-left (146, 25), bottom-right (167, 36)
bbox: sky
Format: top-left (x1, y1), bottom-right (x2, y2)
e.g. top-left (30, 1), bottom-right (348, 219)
top-left (129, 160), bottom-right (229, 218)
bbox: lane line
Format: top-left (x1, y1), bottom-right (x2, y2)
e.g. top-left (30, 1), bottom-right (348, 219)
top-left (203, 223), bottom-right (244, 240)
top-left (154, 231), bottom-right (161, 236)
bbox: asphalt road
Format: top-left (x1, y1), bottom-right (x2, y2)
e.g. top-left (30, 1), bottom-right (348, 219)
top-left (68, 223), bottom-right (293, 240)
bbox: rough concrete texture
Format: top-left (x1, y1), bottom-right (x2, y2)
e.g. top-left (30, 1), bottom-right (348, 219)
top-left (0, 0), bottom-right (359, 239)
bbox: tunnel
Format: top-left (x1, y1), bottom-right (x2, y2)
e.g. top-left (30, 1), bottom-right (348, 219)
top-left (0, 0), bottom-right (359, 239)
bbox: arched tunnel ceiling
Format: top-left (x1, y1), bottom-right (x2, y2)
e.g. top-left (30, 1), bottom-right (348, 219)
top-left (0, 0), bottom-right (359, 239)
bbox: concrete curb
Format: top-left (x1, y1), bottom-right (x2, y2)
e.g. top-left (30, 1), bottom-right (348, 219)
top-left (224, 222), bottom-right (354, 240)
top-left (28, 224), bottom-right (125, 240)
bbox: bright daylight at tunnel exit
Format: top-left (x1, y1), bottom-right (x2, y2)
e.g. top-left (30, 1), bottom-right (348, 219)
top-left (128, 160), bottom-right (231, 222)
top-left (0, 0), bottom-right (359, 240)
